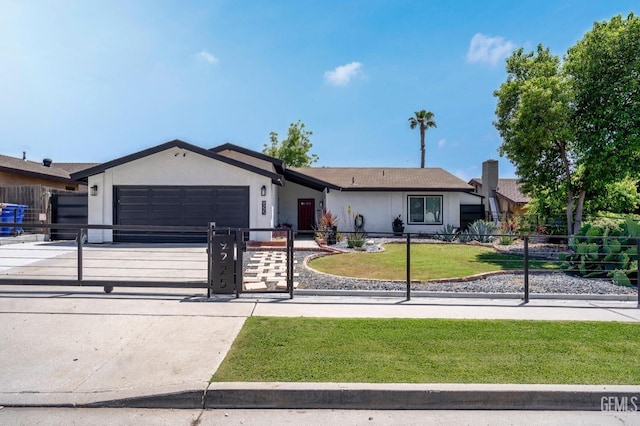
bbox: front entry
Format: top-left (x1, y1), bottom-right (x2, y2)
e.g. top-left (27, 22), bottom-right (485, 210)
top-left (297, 199), bottom-right (315, 232)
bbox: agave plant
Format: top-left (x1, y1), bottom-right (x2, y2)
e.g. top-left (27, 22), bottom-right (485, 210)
top-left (434, 224), bottom-right (459, 242)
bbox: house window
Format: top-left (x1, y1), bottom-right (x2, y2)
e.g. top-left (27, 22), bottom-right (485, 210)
top-left (408, 196), bottom-right (442, 224)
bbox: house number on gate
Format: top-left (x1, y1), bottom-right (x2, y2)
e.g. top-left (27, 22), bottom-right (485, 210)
top-left (212, 235), bottom-right (235, 293)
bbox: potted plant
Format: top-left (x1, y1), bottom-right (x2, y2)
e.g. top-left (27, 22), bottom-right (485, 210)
top-left (319, 209), bottom-right (339, 245)
top-left (392, 215), bottom-right (404, 236)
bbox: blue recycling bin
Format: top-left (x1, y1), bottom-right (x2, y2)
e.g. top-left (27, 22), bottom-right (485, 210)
top-left (0, 204), bottom-right (28, 236)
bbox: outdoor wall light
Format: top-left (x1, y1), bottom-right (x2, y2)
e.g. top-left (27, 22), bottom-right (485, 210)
top-left (261, 185), bottom-right (266, 196)
top-left (90, 185), bottom-right (98, 196)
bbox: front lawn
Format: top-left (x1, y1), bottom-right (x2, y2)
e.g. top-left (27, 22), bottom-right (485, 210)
top-left (309, 243), bottom-right (558, 281)
top-left (212, 317), bottom-right (640, 384)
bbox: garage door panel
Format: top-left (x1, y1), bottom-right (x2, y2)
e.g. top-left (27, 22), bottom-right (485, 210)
top-left (115, 186), bottom-right (249, 243)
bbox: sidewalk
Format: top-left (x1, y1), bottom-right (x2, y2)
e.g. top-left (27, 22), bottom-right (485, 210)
top-left (0, 285), bottom-right (638, 409)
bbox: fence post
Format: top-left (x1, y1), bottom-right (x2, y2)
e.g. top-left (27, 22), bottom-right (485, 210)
top-left (207, 222), bottom-right (214, 298)
top-left (406, 233), bottom-right (411, 301)
top-left (637, 238), bottom-right (639, 309)
top-left (76, 227), bottom-right (83, 283)
top-left (235, 228), bottom-right (243, 299)
top-left (523, 235), bottom-right (529, 304)
top-left (288, 227), bottom-right (294, 300)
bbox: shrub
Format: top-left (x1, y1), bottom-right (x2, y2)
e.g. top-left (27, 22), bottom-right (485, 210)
top-left (346, 231), bottom-right (366, 248)
top-left (461, 220), bottom-right (496, 243)
top-left (562, 216), bottom-right (639, 285)
top-left (433, 224), bottom-right (459, 242)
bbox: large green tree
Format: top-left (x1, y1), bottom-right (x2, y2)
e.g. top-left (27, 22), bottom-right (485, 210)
top-left (565, 13), bottom-right (640, 195)
top-left (493, 45), bottom-right (582, 233)
top-left (263, 120), bottom-right (319, 167)
top-left (493, 13), bottom-right (640, 234)
top-left (408, 110), bottom-right (437, 168)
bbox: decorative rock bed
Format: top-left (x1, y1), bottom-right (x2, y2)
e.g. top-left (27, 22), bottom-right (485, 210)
top-left (293, 238), bottom-right (637, 296)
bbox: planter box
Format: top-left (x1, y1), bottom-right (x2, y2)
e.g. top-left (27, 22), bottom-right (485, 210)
top-left (246, 240), bottom-right (287, 248)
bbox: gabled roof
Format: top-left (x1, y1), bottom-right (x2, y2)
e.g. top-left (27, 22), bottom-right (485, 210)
top-left (289, 167), bottom-right (475, 192)
top-left (470, 178), bottom-right (530, 204)
top-left (71, 139), bottom-right (285, 185)
top-left (0, 154), bottom-right (81, 184)
top-left (209, 143), bottom-right (285, 174)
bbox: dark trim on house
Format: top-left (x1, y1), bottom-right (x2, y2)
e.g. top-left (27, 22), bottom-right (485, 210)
top-left (336, 187), bottom-right (479, 193)
top-left (71, 140), bottom-right (285, 185)
top-left (209, 143), bottom-right (286, 175)
top-left (283, 169), bottom-right (341, 192)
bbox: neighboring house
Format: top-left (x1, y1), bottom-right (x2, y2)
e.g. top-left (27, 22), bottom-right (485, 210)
top-left (71, 140), bottom-right (484, 243)
top-left (469, 160), bottom-right (530, 222)
top-left (0, 153), bottom-right (93, 191)
top-left (0, 153), bottom-right (97, 222)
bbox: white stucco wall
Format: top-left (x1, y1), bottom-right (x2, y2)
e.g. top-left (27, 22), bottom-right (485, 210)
top-left (87, 147), bottom-right (275, 242)
top-left (325, 190), bottom-right (482, 234)
top-left (277, 181), bottom-right (324, 233)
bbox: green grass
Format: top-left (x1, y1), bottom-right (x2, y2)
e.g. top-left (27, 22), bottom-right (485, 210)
top-left (212, 317), bottom-right (640, 384)
top-left (309, 243), bottom-right (558, 280)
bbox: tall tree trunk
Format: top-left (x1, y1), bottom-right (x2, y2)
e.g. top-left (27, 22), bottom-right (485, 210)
top-left (573, 190), bottom-right (586, 235)
top-left (566, 189), bottom-right (574, 236)
top-left (557, 141), bottom-right (576, 235)
top-left (420, 126), bottom-right (425, 168)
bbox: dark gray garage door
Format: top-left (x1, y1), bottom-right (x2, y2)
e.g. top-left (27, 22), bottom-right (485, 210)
top-left (114, 186), bottom-right (249, 243)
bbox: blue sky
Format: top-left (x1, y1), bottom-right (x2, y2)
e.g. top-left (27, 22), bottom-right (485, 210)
top-left (1, 1), bottom-right (637, 181)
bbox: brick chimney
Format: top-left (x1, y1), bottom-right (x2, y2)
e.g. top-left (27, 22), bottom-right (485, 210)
top-left (482, 160), bottom-right (499, 221)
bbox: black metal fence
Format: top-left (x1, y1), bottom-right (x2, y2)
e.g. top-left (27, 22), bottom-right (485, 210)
top-left (323, 230), bottom-right (639, 307)
top-left (0, 223), bottom-right (637, 307)
top-left (0, 222), bottom-right (295, 298)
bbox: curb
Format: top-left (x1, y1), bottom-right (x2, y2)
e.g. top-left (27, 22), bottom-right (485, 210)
top-left (293, 289), bottom-right (638, 301)
top-left (78, 383), bottom-right (640, 411)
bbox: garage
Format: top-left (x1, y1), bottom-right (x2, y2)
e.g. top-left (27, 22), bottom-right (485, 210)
top-left (114, 185), bottom-right (249, 243)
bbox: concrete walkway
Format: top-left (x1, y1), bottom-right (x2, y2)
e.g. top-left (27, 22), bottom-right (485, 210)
top-left (1, 285), bottom-right (639, 410)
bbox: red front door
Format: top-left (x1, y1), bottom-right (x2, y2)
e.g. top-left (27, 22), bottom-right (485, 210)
top-left (298, 199), bottom-right (315, 231)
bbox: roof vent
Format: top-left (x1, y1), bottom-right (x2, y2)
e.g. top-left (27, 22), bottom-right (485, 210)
top-left (43, 158), bottom-right (52, 167)
top-left (22, 151), bottom-right (27, 161)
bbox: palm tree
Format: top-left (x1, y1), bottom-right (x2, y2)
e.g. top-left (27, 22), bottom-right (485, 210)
top-left (408, 110), bottom-right (437, 168)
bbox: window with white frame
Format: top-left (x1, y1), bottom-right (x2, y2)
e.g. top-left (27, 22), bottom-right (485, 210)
top-left (408, 195), bottom-right (442, 224)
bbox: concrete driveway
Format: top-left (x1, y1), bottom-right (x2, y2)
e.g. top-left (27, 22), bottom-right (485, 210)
top-left (0, 285), bottom-right (253, 406)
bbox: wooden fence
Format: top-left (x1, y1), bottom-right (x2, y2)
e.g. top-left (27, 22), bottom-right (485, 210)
top-left (0, 185), bottom-right (77, 223)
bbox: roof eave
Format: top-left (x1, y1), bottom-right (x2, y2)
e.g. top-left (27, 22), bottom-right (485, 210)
top-left (339, 187), bottom-right (478, 192)
top-left (209, 143), bottom-right (286, 174)
top-left (0, 165), bottom-right (76, 184)
top-left (284, 169), bottom-right (340, 192)
top-left (71, 140), bottom-right (285, 186)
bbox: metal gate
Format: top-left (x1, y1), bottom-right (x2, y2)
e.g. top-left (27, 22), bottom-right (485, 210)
top-left (207, 224), bottom-right (294, 298)
top-left (0, 223), bottom-right (295, 299)
top-left (51, 193), bottom-right (88, 240)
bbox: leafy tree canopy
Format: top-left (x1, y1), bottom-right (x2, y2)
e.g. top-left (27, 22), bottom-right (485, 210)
top-left (493, 13), bottom-right (640, 234)
top-left (263, 120), bottom-right (319, 167)
top-left (565, 13), bottom-right (640, 192)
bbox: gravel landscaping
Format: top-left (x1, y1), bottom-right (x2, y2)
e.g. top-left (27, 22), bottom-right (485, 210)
top-left (292, 238), bottom-right (638, 296)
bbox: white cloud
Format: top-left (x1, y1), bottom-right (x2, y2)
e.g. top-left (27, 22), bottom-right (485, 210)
top-left (466, 33), bottom-right (514, 66)
top-left (196, 49), bottom-right (218, 64)
top-left (324, 61), bottom-right (363, 86)
top-left (437, 139), bottom-right (446, 149)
